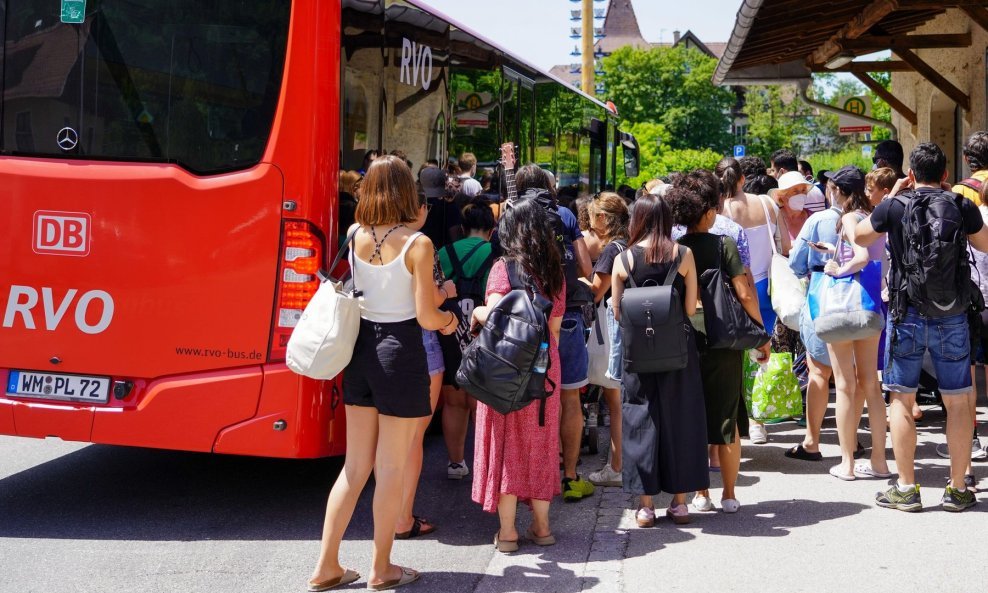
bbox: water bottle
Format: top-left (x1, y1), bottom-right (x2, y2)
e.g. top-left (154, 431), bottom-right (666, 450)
top-left (533, 342), bottom-right (549, 375)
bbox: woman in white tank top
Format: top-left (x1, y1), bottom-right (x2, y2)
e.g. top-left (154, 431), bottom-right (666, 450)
top-left (309, 156), bottom-right (457, 591)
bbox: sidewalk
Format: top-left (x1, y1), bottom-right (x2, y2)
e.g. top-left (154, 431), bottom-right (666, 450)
top-left (457, 402), bottom-right (987, 593)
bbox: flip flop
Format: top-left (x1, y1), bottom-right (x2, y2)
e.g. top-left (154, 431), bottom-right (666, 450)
top-left (784, 444), bottom-right (823, 461)
top-left (525, 528), bottom-right (556, 546)
top-left (829, 465), bottom-right (856, 481)
top-left (394, 516), bottom-right (436, 540)
top-left (308, 569), bottom-right (360, 592)
top-left (367, 567), bottom-right (419, 591)
top-left (853, 463), bottom-right (893, 479)
top-left (494, 531), bottom-right (519, 553)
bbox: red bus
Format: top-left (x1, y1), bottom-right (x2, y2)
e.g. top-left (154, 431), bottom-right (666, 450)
top-left (0, 0), bottom-right (639, 458)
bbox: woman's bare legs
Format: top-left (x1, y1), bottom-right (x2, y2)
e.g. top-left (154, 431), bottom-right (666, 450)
top-left (441, 385), bottom-right (472, 465)
top-left (497, 494), bottom-right (519, 542)
top-left (802, 355), bottom-right (833, 453)
top-left (856, 337), bottom-right (889, 474)
top-left (529, 499), bottom-right (552, 538)
top-left (602, 387), bottom-right (623, 472)
top-left (720, 426), bottom-right (742, 501)
top-left (310, 405), bottom-right (380, 584)
top-left (368, 414), bottom-right (422, 586)
top-left (396, 373), bottom-right (442, 534)
top-left (828, 341), bottom-right (861, 475)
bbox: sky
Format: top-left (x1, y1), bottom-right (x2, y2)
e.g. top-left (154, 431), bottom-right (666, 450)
top-left (422, 0), bottom-right (741, 71)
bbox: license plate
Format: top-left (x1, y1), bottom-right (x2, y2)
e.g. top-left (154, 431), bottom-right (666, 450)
top-left (6, 370), bottom-right (110, 404)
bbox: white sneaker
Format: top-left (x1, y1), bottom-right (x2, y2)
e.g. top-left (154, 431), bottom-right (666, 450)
top-left (721, 499), bottom-right (741, 514)
top-left (692, 494), bottom-right (714, 512)
top-left (589, 464), bottom-right (622, 487)
top-left (934, 440), bottom-right (983, 460)
top-left (447, 461), bottom-right (470, 480)
top-left (973, 439), bottom-right (987, 461)
top-left (749, 423), bottom-right (768, 445)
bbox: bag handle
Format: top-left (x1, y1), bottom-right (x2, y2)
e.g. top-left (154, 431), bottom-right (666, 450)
top-left (757, 195), bottom-right (778, 257)
top-left (324, 227), bottom-right (360, 293)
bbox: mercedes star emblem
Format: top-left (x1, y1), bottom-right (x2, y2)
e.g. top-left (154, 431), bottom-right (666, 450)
top-left (57, 127), bottom-right (79, 151)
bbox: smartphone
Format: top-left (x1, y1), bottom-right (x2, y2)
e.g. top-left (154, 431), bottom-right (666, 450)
top-left (809, 241), bottom-right (835, 252)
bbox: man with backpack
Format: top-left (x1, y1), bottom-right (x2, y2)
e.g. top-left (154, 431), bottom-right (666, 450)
top-left (856, 142), bottom-right (988, 512)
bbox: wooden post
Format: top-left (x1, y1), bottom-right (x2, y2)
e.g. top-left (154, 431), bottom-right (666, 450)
top-left (581, 0), bottom-right (594, 96)
top-left (852, 72), bottom-right (918, 125)
top-left (896, 48), bottom-right (971, 111)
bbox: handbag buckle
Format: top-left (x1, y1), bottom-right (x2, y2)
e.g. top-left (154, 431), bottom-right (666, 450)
top-left (645, 311), bottom-right (655, 337)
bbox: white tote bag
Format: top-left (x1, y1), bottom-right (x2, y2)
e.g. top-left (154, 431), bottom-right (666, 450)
top-left (758, 197), bottom-right (805, 331)
top-left (286, 230), bottom-right (361, 379)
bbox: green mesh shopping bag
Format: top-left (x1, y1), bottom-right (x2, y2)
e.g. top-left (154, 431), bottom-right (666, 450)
top-left (749, 352), bottom-right (803, 421)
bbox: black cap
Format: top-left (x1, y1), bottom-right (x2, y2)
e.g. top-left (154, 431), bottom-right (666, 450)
top-left (824, 165), bottom-right (866, 196)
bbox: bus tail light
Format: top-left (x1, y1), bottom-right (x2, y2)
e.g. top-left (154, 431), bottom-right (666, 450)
top-left (269, 221), bottom-right (324, 361)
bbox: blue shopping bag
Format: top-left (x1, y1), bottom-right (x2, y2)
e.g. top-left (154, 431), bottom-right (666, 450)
top-left (808, 260), bottom-right (884, 343)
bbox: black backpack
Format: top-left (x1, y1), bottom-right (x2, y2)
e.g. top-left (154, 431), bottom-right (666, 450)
top-left (619, 246), bottom-right (691, 374)
top-left (514, 189), bottom-right (593, 310)
top-left (456, 260), bottom-right (556, 424)
top-left (697, 236), bottom-right (769, 350)
top-left (892, 189), bottom-right (979, 318)
top-left (443, 241), bottom-right (495, 350)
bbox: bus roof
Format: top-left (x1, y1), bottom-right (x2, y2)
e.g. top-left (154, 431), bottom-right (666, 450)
top-left (405, 0), bottom-right (616, 116)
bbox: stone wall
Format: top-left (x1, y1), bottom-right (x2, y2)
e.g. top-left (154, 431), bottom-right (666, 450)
top-left (891, 9), bottom-right (987, 179)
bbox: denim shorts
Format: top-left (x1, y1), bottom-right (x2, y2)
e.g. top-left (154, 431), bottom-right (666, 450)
top-left (559, 310), bottom-right (590, 390)
top-left (605, 299), bottom-right (623, 382)
top-left (422, 329), bottom-right (445, 376)
top-left (799, 287), bottom-right (831, 367)
top-left (884, 310), bottom-right (972, 395)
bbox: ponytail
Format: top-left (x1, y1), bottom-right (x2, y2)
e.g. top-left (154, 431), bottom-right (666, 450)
top-left (715, 157), bottom-right (743, 200)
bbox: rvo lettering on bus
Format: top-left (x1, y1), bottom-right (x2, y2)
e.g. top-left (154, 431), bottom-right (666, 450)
top-left (3, 286), bottom-right (114, 335)
top-left (399, 37), bottom-right (433, 90)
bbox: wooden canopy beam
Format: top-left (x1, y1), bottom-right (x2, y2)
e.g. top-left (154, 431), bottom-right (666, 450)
top-left (809, 0), bottom-right (899, 66)
top-left (852, 72), bottom-right (918, 126)
top-left (812, 61), bottom-right (913, 73)
top-left (962, 5), bottom-right (988, 33)
top-left (900, 0), bottom-right (985, 7)
top-left (895, 48), bottom-right (971, 110)
top-left (843, 33), bottom-right (972, 51)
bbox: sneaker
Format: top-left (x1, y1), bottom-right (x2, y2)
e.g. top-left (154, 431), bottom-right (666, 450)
top-left (589, 464), bottom-right (622, 487)
top-left (944, 474), bottom-right (978, 492)
top-left (721, 499), bottom-right (741, 514)
top-left (936, 440), bottom-right (984, 460)
top-left (972, 439), bottom-right (987, 461)
top-left (447, 461), bottom-right (470, 480)
top-left (692, 494), bottom-right (714, 512)
top-left (941, 485), bottom-right (977, 512)
top-left (749, 423), bottom-right (768, 445)
top-left (636, 507), bottom-right (656, 528)
top-left (875, 484), bottom-right (923, 512)
top-left (562, 476), bottom-right (595, 502)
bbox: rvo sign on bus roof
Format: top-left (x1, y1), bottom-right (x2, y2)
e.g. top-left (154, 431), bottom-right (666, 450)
top-left (399, 37), bottom-right (433, 91)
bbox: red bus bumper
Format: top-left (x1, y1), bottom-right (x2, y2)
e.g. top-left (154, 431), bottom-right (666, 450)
top-left (0, 365), bottom-right (346, 458)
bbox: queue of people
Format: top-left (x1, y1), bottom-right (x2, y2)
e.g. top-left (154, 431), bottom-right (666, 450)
top-left (304, 136), bottom-right (988, 590)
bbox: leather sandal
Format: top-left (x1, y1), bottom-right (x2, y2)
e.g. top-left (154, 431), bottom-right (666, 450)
top-left (395, 516), bottom-right (436, 540)
top-left (784, 444), bottom-right (823, 461)
top-left (494, 531), bottom-right (519, 553)
top-left (307, 568), bottom-right (360, 592)
top-left (367, 566), bottom-right (419, 591)
top-left (525, 527), bottom-right (556, 546)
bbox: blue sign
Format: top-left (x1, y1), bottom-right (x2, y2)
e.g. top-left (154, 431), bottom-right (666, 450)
top-left (733, 145), bottom-right (746, 158)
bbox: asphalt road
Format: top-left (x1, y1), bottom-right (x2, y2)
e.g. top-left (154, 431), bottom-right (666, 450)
top-left (1, 397), bottom-right (987, 593)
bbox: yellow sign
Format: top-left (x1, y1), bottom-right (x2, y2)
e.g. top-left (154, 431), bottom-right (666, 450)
top-left (464, 93), bottom-right (483, 111)
top-left (843, 97), bottom-right (867, 116)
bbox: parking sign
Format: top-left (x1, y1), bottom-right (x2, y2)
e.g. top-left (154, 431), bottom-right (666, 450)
top-left (734, 145), bottom-right (745, 158)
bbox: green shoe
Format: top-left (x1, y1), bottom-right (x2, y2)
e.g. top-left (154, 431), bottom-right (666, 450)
top-left (942, 486), bottom-right (977, 512)
top-left (562, 476), bottom-right (595, 502)
top-left (875, 484), bottom-right (923, 512)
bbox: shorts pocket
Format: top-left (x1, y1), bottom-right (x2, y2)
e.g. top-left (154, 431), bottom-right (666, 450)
top-left (891, 323), bottom-right (919, 358)
top-left (937, 322), bottom-right (970, 362)
top-left (561, 318), bottom-right (580, 333)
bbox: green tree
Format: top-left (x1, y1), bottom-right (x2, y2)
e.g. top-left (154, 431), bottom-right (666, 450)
top-left (616, 122), bottom-right (722, 186)
top-left (600, 45), bottom-right (735, 152)
top-left (743, 85), bottom-right (814, 158)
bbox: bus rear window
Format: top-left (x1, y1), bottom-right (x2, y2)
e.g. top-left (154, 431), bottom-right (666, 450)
top-left (1, 1), bottom-right (291, 175)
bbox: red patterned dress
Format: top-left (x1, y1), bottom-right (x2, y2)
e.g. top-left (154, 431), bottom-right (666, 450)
top-left (471, 260), bottom-right (565, 512)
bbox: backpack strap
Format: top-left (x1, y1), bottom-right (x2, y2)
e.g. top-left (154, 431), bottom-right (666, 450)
top-left (663, 245), bottom-right (686, 287)
top-left (958, 177), bottom-right (983, 193)
top-left (444, 244), bottom-right (465, 282)
top-left (621, 249), bottom-right (638, 288)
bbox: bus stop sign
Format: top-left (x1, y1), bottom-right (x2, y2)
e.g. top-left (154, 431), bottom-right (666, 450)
top-left (61, 0), bottom-right (86, 24)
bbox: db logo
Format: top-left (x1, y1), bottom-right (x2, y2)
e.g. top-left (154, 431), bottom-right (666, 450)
top-left (33, 211), bottom-right (91, 256)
